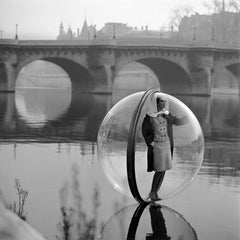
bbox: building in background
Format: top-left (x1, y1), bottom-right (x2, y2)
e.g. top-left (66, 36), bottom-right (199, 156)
top-left (57, 10), bottom-right (240, 45)
top-left (179, 11), bottom-right (240, 44)
top-left (56, 20), bottom-right (172, 40)
top-left (57, 20), bottom-right (96, 40)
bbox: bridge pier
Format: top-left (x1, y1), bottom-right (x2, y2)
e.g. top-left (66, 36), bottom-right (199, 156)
top-left (0, 57), bottom-right (18, 92)
top-left (5, 62), bottom-right (17, 92)
top-left (189, 53), bottom-right (213, 95)
top-left (3, 93), bottom-right (16, 129)
top-left (89, 64), bottom-right (114, 93)
top-left (237, 76), bottom-right (240, 94)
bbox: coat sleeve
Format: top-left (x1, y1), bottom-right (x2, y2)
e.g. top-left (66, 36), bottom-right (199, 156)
top-left (142, 115), bottom-right (154, 147)
top-left (166, 114), bottom-right (189, 126)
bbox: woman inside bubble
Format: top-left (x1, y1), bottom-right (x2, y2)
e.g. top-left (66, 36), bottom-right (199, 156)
top-left (142, 94), bottom-right (188, 201)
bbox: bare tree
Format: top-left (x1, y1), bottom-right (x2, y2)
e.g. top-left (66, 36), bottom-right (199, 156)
top-left (203, 0), bottom-right (240, 13)
top-left (203, 0), bottom-right (225, 13)
top-left (229, 0), bottom-right (240, 12)
top-left (202, 0), bottom-right (240, 42)
top-left (169, 6), bottom-right (195, 31)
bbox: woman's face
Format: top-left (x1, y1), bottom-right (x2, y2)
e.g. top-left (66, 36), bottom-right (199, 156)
top-left (157, 98), bottom-right (167, 111)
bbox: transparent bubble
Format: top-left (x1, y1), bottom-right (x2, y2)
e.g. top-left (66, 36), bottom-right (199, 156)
top-left (99, 203), bottom-right (197, 240)
top-left (97, 90), bottom-right (204, 201)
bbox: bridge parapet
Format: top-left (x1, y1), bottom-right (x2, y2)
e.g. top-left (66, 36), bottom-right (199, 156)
top-left (0, 39), bottom-right (19, 45)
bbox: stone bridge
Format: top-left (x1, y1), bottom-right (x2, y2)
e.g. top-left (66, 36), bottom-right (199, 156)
top-left (0, 39), bottom-right (240, 95)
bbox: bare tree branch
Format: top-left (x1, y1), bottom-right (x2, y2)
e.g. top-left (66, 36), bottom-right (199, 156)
top-left (203, 0), bottom-right (240, 13)
top-left (169, 6), bottom-right (195, 31)
top-left (229, 0), bottom-right (240, 12)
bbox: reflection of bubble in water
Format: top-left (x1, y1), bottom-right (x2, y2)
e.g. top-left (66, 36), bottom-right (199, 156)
top-left (97, 90), bottom-right (204, 201)
top-left (99, 203), bottom-right (197, 240)
top-left (15, 88), bottom-right (72, 128)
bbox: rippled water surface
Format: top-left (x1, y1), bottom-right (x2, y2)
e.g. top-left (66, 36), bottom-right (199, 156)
top-left (0, 88), bottom-right (239, 240)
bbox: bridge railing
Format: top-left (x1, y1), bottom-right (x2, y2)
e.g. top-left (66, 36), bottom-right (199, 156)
top-left (0, 39), bottom-right (19, 45)
top-left (0, 37), bottom-right (240, 50)
top-left (116, 37), bottom-right (240, 49)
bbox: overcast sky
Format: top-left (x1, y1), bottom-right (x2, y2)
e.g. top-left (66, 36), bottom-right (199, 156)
top-left (0, 0), bottom-right (207, 40)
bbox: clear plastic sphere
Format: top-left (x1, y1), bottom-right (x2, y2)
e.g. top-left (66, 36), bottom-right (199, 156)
top-left (97, 90), bottom-right (204, 201)
top-left (99, 203), bottom-right (197, 240)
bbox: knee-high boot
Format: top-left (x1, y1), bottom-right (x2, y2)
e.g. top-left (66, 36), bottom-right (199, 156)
top-left (155, 171), bottom-right (165, 193)
top-left (149, 172), bottom-right (163, 201)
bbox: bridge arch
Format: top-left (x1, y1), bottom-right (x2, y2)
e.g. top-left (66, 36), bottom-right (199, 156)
top-left (43, 58), bottom-right (93, 91)
top-left (114, 57), bottom-right (192, 95)
top-left (138, 58), bottom-right (192, 94)
top-left (212, 59), bottom-right (240, 94)
top-left (16, 56), bottom-right (94, 92)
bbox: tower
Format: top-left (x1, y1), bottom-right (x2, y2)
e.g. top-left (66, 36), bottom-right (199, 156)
top-left (59, 22), bottom-right (64, 35)
top-left (222, 0), bottom-right (225, 12)
top-left (79, 19), bottom-right (89, 40)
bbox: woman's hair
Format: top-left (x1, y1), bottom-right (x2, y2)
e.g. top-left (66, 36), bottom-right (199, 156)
top-left (156, 96), bottom-right (167, 104)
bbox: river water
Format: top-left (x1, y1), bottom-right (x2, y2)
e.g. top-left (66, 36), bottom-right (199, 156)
top-left (0, 77), bottom-right (239, 239)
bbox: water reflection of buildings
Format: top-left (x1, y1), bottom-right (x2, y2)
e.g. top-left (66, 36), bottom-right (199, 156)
top-left (0, 90), bottom-right (239, 182)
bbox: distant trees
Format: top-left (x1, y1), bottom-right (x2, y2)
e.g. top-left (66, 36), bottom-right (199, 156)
top-left (203, 0), bottom-right (226, 13)
top-left (169, 6), bottom-right (195, 31)
top-left (169, 0), bottom-right (240, 32)
top-left (166, 0), bottom-right (240, 44)
top-left (203, 0), bottom-right (240, 13)
top-left (229, 0), bottom-right (240, 12)
top-left (203, 0), bottom-right (240, 42)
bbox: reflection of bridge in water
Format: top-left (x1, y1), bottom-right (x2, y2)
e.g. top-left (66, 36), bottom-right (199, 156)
top-left (0, 39), bottom-right (240, 95)
top-left (0, 91), bottom-right (112, 142)
top-left (0, 90), bottom-right (239, 180)
top-left (1, 91), bottom-right (240, 141)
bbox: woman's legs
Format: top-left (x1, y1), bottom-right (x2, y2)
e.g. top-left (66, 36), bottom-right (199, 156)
top-left (156, 171), bottom-right (165, 192)
top-left (149, 171), bottom-right (165, 201)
